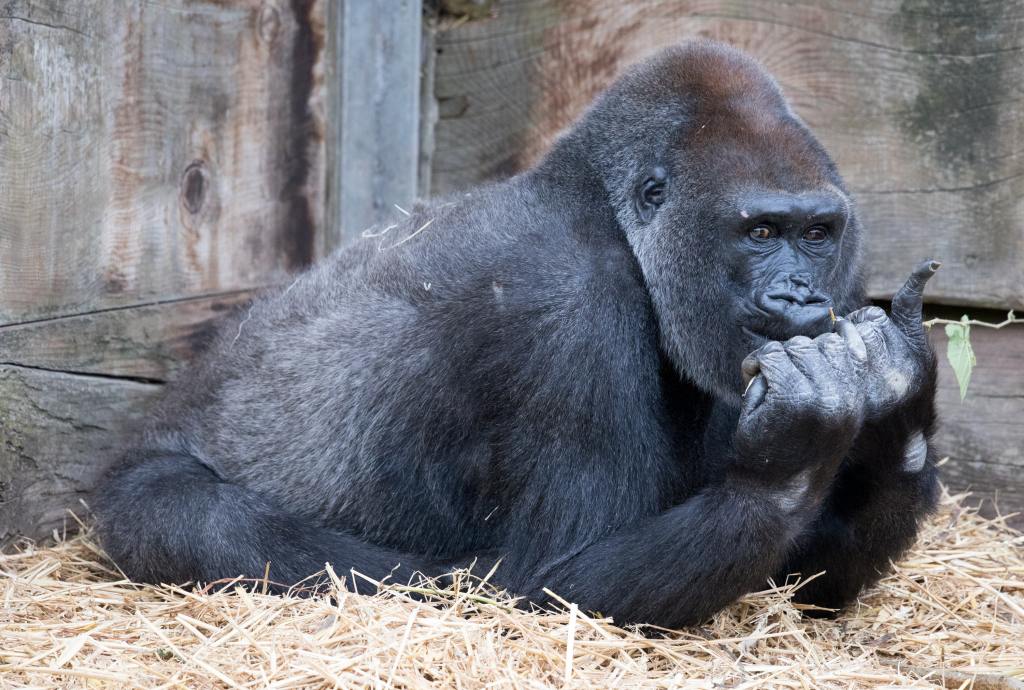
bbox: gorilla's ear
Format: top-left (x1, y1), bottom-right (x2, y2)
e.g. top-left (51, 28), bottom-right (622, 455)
top-left (634, 166), bottom-right (668, 223)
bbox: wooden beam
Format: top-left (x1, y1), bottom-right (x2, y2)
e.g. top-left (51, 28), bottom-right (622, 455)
top-left (326, 0), bottom-right (424, 250)
top-left (0, 290), bottom-right (257, 381)
top-left (0, 365), bottom-right (162, 546)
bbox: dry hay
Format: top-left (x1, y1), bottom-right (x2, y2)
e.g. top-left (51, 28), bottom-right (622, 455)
top-left (1, 489), bottom-right (1022, 689)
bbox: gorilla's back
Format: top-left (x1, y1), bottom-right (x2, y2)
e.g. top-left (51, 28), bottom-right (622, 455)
top-left (143, 172), bottom-right (654, 557)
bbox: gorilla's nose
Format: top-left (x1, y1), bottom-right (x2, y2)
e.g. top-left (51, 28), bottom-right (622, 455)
top-left (766, 273), bottom-right (829, 307)
top-left (756, 280), bottom-right (833, 338)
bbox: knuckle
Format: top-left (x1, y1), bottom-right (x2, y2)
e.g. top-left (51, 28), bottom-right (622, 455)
top-left (866, 306), bottom-right (887, 320)
top-left (817, 333), bottom-right (846, 354)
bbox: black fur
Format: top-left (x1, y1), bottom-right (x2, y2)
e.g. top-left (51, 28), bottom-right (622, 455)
top-left (94, 41), bottom-right (939, 628)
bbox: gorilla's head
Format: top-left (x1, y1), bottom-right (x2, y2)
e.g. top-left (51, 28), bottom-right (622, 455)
top-left (576, 41), bottom-right (866, 402)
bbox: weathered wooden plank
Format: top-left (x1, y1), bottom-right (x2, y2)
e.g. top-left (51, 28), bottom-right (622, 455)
top-left (0, 290), bottom-right (260, 543)
top-left (0, 0), bottom-right (325, 325)
top-left (429, 0), bottom-right (1024, 310)
top-left (0, 0), bottom-right (327, 543)
top-left (0, 366), bottom-right (162, 545)
top-left (325, 0), bottom-right (424, 248)
top-left (930, 325), bottom-right (1024, 525)
top-left (0, 290), bottom-right (256, 381)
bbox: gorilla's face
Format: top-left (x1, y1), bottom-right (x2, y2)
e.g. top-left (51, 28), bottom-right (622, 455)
top-left (623, 119), bottom-right (864, 403)
top-left (711, 187), bottom-right (850, 345)
top-left (579, 43), bottom-right (865, 401)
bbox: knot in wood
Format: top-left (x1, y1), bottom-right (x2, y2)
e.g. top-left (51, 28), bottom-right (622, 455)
top-left (257, 4), bottom-right (281, 45)
top-left (181, 161), bottom-right (209, 215)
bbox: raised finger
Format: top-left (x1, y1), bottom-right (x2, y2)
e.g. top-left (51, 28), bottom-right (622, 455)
top-left (891, 259), bottom-right (941, 335)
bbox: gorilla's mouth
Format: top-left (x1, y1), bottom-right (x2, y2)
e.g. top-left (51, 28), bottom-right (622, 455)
top-left (741, 296), bottom-right (835, 343)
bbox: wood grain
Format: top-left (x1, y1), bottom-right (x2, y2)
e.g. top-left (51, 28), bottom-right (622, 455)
top-left (0, 290), bottom-right (257, 381)
top-left (325, 0), bottom-right (424, 248)
top-left (429, 0), bottom-right (1024, 310)
top-left (0, 0), bottom-right (326, 325)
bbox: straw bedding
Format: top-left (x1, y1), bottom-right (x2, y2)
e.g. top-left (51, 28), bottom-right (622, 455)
top-left (1, 488), bottom-right (1022, 689)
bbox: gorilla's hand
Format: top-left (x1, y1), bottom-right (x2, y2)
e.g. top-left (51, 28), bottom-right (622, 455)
top-left (844, 260), bottom-right (940, 421)
top-left (733, 329), bottom-right (867, 487)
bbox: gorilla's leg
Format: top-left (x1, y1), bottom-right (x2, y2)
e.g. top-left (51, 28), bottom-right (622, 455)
top-left (94, 451), bottom-right (445, 591)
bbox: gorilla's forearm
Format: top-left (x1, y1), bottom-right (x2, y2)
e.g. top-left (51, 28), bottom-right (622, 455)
top-left (524, 485), bottom-right (801, 628)
top-left (775, 415), bottom-right (940, 612)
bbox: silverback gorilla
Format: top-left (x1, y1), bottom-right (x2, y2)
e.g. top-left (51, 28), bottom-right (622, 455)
top-left (95, 41), bottom-right (940, 628)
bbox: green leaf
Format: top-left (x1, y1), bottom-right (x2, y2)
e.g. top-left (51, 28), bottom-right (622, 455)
top-left (945, 316), bottom-right (976, 402)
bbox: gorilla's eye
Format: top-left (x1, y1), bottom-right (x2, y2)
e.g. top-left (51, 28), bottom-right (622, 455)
top-left (641, 180), bottom-right (666, 206)
top-left (803, 225), bottom-right (828, 242)
top-left (635, 168), bottom-right (669, 222)
top-left (749, 225), bottom-right (774, 241)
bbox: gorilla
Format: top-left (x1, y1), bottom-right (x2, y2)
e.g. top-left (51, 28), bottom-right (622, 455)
top-left (94, 40), bottom-right (940, 628)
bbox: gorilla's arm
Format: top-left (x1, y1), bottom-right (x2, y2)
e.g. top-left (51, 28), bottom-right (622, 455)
top-left (527, 485), bottom-right (797, 627)
top-left (515, 321), bottom-right (870, 629)
top-left (774, 262), bottom-right (942, 611)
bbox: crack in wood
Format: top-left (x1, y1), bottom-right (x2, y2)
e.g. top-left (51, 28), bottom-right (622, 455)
top-left (0, 362), bottom-right (166, 386)
top-left (0, 14), bottom-right (91, 38)
top-left (0, 288), bottom-right (264, 331)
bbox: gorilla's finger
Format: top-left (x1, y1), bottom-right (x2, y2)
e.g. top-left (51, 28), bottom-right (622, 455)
top-left (753, 342), bottom-right (806, 387)
top-left (743, 374), bottom-right (767, 410)
top-left (847, 306), bottom-right (886, 325)
top-left (816, 332), bottom-right (849, 369)
top-left (891, 260), bottom-right (941, 334)
top-left (834, 319), bottom-right (867, 364)
top-left (853, 319), bottom-right (888, 360)
top-left (782, 336), bottom-right (821, 380)
top-left (741, 352), bottom-right (761, 386)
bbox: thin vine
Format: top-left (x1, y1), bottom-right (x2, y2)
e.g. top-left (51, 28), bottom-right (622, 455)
top-left (923, 311), bottom-right (1019, 330)
top-left (921, 311), bottom-right (1019, 401)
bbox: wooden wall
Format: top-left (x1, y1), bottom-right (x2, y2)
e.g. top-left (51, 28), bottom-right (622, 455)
top-left (0, 0), bottom-right (327, 542)
top-left (427, 0), bottom-right (1024, 521)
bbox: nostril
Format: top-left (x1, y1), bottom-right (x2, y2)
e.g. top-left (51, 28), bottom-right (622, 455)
top-left (788, 273), bottom-right (812, 289)
top-left (765, 290), bottom-right (803, 305)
